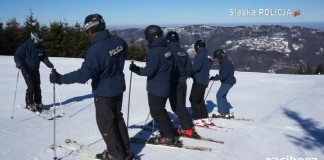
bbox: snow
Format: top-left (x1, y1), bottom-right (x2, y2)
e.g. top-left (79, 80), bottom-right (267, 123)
top-left (224, 37), bottom-right (292, 53)
top-left (292, 44), bottom-right (304, 51)
top-left (1, 55), bottom-right (324, 160)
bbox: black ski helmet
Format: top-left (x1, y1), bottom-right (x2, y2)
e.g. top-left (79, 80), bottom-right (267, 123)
top-left (144, 25), bottom-right (163, 44)
top-left (84, 14), bottom-right (106, 33)
top-left (194, 40), bottom-right (206, 52)
top-left (166, 31), bottom-right (179, 43)
top-left (213, 49), bottom-right (224, 60)
top-left (31, 30), bottom-right (43, 41)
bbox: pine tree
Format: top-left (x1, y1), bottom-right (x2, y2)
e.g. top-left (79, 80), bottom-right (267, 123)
top-left (127, 36), bottom-right (147, 61)
top-left (305, 65), bottom-right (313, 75)
top-left (296, 65), bottom-right (304, 74)
top-left (2, 18), bottom-right (24, 55)
top-left (45, 21), bottom-right (66, 57)
top-left (0, 19), bottom-right (3, 30)
top-left (314, 63), bottom-right (323, 75)
top-left (0, 19), bottom-right (4, 54)
top-left (22, 10), bottom-right (40, 40)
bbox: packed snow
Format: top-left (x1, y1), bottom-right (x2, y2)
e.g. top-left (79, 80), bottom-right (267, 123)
top-left (0, 56), bottom-right (323, 160)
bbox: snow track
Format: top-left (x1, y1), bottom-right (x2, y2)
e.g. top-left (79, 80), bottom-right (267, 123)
top-left (0, 56), bottom-right (323, 160)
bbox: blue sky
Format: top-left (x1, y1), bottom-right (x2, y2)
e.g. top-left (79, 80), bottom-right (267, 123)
top-left (1, 0), bottom-right (323, 28)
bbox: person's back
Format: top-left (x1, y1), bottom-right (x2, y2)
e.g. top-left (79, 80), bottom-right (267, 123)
top-left (60, 30), bottom-right (128, 97)
top-left (129, 25), bottom-right (176, 145)
top-left (50, 14), bottom-right (134, 160)
top-left (141, 36), bottom-right (172, 97)
top-left (210, 49), bottom-right (236, 119)
top-left (219, 56), bottom-right (236, 85)
top-left (14, 39), bottom-right (48, 72)
top-left (192, 47), bottom-right (213, 86)
top-left (190, 40), bottom-right (215, 127)
top-left (14, 30), bottom-right (54, 112)
top-left (166, 31), bottom-right (195, 137)
top-left (168, 41), bottom-right (192, 84)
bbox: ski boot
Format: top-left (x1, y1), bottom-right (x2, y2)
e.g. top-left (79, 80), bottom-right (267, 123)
top-left (202, 118), bottom-right (215, 126)
top-left (26, 104), bottom-right (37, 112)
top-left (125, 152), bottom-right (136, 160)
top-left (150, 135), bottom-right (178, 146)
top-left (177, 125), bottom-right (200, 138)
top-left (95, 150), bottom-right (112, 160)
top-left (35, 103), bottom-right (45, 112)
top-left (193, 119), bottom-right (205, 127)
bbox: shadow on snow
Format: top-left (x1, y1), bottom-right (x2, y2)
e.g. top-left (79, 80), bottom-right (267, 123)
top-left (187, 100), bottom-right (217, 116)
top-left (44, 93), bottom-right (93, 110)
top-left (283, 108), bottom-right (324, 153)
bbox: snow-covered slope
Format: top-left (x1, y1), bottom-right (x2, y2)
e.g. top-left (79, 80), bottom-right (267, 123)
top-left (0, 56), bottom-right (323, 160)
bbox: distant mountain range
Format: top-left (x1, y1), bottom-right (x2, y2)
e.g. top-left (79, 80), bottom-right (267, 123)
top-left (115, 24), bottom-right (324, 73)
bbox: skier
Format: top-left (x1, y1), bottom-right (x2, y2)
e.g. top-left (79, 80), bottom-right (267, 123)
top-left (14, 30), bottom-right (54, 112)
top-left (210, 49), bottom-right (236, 118)
top-left (189, 40), bottom-right (215, 127)
top-left (129, 25), bottom-right (177, 145)
top-left (165, 31), bottom-right (197, 137)
top-left (49, 14), bottom-right (134, 160)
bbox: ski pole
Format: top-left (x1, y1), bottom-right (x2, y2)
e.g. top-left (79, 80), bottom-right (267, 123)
top-left (126, 61), bottom-right (134, 128)
top-left (139, 112), bottom-right (151, 135)
top-left (142, 112), bottom-right (151, 130)
top-left (11, 70), bottom-right (20, 119)
top-left (204, 80), bottom-right (215, 100)
top-left (52, 69), bottom-right (57, 160)
top-left (152, 119), bottom-right (155, 136)
top-left (55, 87), bottom-right (65, 115)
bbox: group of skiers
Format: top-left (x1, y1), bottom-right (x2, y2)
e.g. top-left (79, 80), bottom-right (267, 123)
top-left (14, 13), bottom-right (236, 160)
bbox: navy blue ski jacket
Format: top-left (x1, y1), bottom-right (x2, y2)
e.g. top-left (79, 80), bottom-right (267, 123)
top-left (192, 48), bottom-right (213, 86)
top-left (137, 37), bottom-right (173, 97)
top-left (217, 56), bottom-right (236, 85)
top-left (60, 30), bottom-right (128, 97)
top-left (167, 42), bottom-right (193, 84)
top-left (14, 39), bottom-right (53, 72)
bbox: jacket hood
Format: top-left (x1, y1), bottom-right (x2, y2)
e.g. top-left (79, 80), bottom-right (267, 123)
top-left (91, 30), bottom-right (112, 44)
top-left (148, 37), bottom-right (167, 48)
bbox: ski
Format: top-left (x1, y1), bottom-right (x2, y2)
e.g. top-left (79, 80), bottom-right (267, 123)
top-left (170, 120), bottom-right (226, 129)
top-left (194, 124), bottom-right (233, 132)
top-left (210, 113), bottom-right (253, 121)
top-left (50, 144), bottom-right (99, 160)
top-left (210, 116), bottom-right (254, 121)
top-left (64, 139), bottom-right (138, 160)
top-left (47, 114), bottom-right (63, 120)
top-left (65, 138), bottom-right (89, 150)
top-left (130, 137), bottom-right (212, 152)
top-left (147, 120), bottom-right (229, 130)
top-left (180, 134), bottom-right (224, 144)
top-left (140, 126), bottom-right (224, 144)
top-left (35, 110), bottom-right (63, 120)
top-left (18, 104), bottom-right (63, 121)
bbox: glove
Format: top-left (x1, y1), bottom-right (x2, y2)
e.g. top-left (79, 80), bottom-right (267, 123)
top-left (47, 63), bottom-right (54, 69)
top-left (129, 63), bottom-right (140, 74)
top-left (210, 74), bottom-right (220, 81)
top-left (16, 63), bottom-right (21, 69)
top-left (50, 69), bottom-right (62, 84)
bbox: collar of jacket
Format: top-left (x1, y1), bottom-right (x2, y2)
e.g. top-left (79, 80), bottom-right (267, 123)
top-left (27, 39), bottom-right (42, 48)
top-left (219, 55), bottom-right (228, 64)
top-left (91, 30), bottom-right (112, 44)
top-left (167, 42), bottom-right (181, 48)
top-left (197, 48), bottom-right (208, 54)
top-left (148, 37), bottom-right (167, 48)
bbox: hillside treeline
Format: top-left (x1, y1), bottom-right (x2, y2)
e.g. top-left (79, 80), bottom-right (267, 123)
top-left (0, 14), bottom-right (146, 60)
top-left (0, 15), bottom-right (322, 74)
